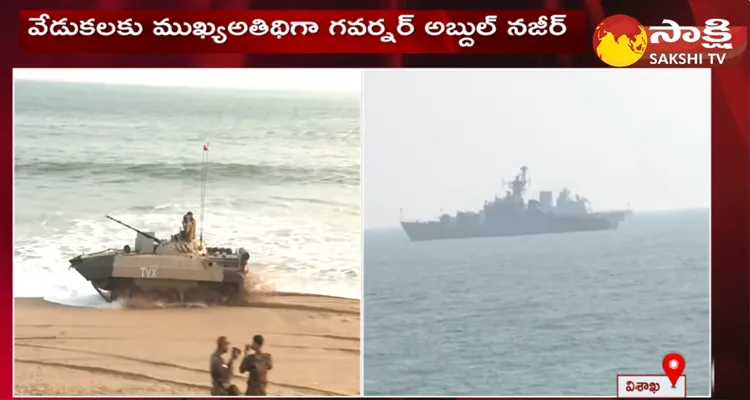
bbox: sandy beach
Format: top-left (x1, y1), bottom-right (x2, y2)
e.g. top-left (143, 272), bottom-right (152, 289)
top-left (14, 294), bottom-right (360, 396)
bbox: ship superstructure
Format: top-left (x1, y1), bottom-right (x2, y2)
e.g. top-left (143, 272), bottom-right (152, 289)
top-left (400, 166), bottom-right (630, 242)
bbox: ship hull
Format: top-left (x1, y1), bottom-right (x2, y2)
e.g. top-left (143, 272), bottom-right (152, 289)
top-left (400, 215), bottom-right (621, 242)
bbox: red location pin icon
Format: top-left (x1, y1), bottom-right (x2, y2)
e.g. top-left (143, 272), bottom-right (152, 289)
top-left (662, 352), bottom-right (685, 387)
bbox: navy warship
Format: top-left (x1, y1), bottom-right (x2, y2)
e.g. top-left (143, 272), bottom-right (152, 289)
top-left (400, 166), bottom-right (631, 242)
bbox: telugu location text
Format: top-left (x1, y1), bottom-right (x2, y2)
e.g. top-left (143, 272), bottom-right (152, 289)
top-left (649, 52), bottom-right (727, 65)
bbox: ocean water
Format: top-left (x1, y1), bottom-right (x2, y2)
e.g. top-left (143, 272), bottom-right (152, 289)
top-left (14, 80), bottom-right (361, 306)
top-left (363, 210), bottom-right (710, 396)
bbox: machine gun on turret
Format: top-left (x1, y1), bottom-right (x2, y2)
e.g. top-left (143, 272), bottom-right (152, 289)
top-left (105, 215), bottom-right (162, 244)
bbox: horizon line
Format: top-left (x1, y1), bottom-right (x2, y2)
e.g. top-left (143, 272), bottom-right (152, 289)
top-left (13, 77), bottom-right (361, 96)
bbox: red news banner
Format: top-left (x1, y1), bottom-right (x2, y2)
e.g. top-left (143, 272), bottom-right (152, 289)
top-left (19, 10), bottom-right (587, 54)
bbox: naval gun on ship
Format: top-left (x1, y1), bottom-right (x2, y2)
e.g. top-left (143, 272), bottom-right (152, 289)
top-left (68, 215), bottom-right (251, 304)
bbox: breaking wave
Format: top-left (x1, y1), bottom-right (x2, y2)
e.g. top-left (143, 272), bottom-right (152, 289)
top-left (14, 81), bottom-right (361, 309)
top-left (14, 161), bottom-right (360, 186)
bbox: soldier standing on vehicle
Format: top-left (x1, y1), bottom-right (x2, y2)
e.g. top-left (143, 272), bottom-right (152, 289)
top-left (186, 211), bottom-right (197, 241)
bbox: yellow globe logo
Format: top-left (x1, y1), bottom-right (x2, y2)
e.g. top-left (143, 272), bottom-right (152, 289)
top-left (593, 15), bottom-right (649, 67)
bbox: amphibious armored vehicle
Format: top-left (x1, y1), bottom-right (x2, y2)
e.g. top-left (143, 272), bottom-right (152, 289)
top-left (69, 215), bottom-right (250, 304)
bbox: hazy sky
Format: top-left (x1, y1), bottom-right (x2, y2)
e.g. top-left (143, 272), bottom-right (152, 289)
top-left (14, 68), bottom-right (361, 93)
top-left (363, 69), bottom-right (710, 229)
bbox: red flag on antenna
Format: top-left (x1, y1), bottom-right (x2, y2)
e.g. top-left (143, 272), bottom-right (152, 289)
top-left (203, 144), bottom-right (209, 151)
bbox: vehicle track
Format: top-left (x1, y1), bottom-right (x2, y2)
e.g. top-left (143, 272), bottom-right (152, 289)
top-left (269, 332), bottom-right (361, 342)
top-left (15, 359), bottom-right (208, 391)
top-left (16, 331), bottom-right (360, 343)
top-left (17, 340), bottom-right (357, 357)
top-left (15, 342), bottom-right (348, 396)
top-left (233, 301), bottom-right (360, 315)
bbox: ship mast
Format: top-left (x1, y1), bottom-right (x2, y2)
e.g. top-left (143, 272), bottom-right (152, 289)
top-left (510, 165), bottom-right (529, 201)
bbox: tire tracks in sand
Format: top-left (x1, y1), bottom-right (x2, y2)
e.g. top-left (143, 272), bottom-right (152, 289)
top-left (15, 343), bottom-right (346, 396)
top-left (16, 338), bottom-right (358, 354)
top-left (15, 332), bottom-right (360, 343)
top-left (15, 296), bottom-right (359, 395)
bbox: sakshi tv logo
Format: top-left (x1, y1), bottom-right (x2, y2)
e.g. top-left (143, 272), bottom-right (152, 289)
top-left (593, 14), bottom-right (747, 67)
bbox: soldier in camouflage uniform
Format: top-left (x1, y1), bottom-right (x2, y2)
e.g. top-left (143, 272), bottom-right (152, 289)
top-left (209, 336), bottom-right (242, 396)
top-left (186, 212), bottom-right (197, 241)
top-left (179, 212), bottom-right (197, 242)
top-left (240, 334), bottom-right (273, 396)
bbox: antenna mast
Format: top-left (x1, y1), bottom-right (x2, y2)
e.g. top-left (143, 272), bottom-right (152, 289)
top-left (199, 142), bottom-right (209, 244)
